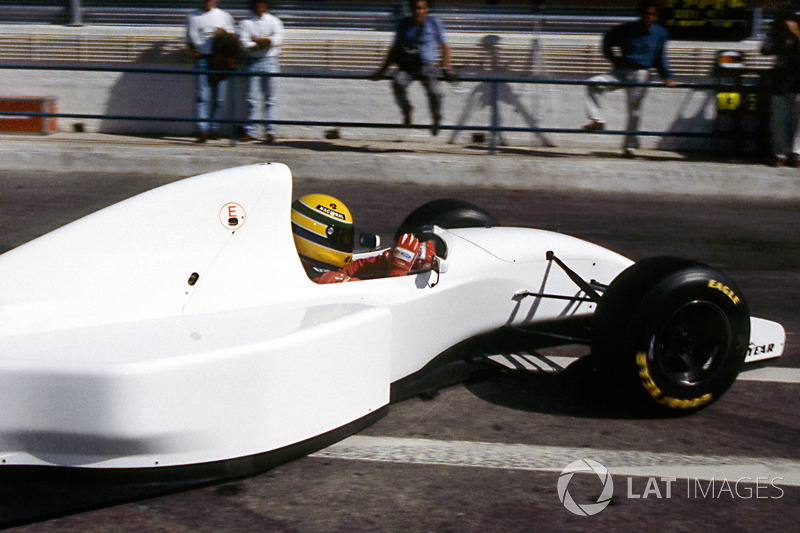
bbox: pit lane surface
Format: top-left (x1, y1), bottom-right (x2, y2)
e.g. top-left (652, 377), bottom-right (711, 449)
top-left (1, 171), bottom-right (798, 531)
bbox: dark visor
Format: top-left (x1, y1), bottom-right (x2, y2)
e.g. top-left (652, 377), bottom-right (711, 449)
top-left (327, 224), bottom-right (353, 251)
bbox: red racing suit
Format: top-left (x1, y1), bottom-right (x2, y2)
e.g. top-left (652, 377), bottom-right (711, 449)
top-left (311, 237), bottom-right (436, 284)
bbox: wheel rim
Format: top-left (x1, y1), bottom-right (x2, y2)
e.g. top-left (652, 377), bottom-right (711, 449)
top-left (650, 300), bottom-right (732, 387)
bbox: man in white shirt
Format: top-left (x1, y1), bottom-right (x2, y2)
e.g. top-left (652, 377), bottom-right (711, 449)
top-left (185, 0), bottom-right (235, 143)
top-left (238, 0), bottom-right (284, 143)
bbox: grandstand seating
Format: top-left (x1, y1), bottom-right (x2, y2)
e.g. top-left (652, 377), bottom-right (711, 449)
top-left (1, 2), bottom-right (648, 32)
top-left (0, 3), bottom-right (774, 78)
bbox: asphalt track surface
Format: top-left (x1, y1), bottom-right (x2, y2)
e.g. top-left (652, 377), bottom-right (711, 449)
top-left (0, 171), bottom-right (798, 532)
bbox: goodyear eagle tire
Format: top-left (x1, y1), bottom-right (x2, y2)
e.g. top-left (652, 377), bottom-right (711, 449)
top-left (394, 199), bottom-right (498, 241)
top-left (591, 257), bottom-right (750, 414)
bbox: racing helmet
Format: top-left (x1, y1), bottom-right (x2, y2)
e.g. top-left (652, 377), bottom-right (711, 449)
top-left (291, 194), bottom-right (354, 269)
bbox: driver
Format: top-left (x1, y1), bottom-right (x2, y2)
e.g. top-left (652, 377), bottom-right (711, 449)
top-left (290, 193), bottom-right (436, 283)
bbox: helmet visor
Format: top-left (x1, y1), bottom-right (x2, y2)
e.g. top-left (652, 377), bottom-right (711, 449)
top-left (326, 223), bottom-right (354, 252)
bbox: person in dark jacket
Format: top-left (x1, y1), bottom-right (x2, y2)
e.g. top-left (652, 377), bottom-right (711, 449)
top-left (582, 0), bottom-right (675, 157)
top-left (762, 3), bottom-right (800, 166)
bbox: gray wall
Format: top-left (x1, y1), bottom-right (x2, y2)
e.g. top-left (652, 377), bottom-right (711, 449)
top-left (0, 66), bottom-right (722, 152)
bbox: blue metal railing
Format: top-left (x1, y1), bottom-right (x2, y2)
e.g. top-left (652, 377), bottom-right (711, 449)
top-left (0, 63), bottom-right (764, 154)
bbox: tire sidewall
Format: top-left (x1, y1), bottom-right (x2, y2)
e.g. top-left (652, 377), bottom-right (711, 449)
top-left (592, 258), bottom-right (750, 413)
top-left (626, 268), bottom-right (749, 410)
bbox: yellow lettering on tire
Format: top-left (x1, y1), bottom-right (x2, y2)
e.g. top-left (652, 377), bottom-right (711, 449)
top-left (636, 351), bottom-right (713, 409)
top-left (707, 279), bottom-right (740, 305)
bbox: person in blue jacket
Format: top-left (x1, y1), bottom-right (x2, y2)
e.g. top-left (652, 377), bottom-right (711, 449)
top-left (582, 0), bottom-right (675, 157)
top-left (371, 0), bottom-right (456, 136)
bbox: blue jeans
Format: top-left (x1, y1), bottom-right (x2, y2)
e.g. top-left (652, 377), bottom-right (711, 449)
top-left (193, 56), bottom-right (227, 135)
top-left (244, 55), bottom-right (279, 136)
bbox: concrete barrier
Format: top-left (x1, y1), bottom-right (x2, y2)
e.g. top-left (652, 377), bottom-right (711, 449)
top-left (0, 64), bottom-right (724, 152)
top-left (0, 26), bottom-right (769, 152)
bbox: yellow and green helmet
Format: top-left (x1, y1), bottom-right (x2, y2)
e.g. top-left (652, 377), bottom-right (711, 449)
top-left (291, 194), bottom-right (354, 268)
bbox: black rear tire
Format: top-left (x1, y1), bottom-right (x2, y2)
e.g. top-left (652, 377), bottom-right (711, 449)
top-left (394, 199), bottom-right (498, 259)
top-left (591, 257), bottom-right (750, 414)
top-left (394, 199), bottom-right (498, 241)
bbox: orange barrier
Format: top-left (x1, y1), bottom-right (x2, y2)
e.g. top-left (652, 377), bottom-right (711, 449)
top-left (0, 97), bottom-right (57, 134)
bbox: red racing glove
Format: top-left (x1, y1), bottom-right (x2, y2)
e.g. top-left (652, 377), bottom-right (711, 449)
top-left (387, 233), bottom-right (421, 277)
top-left (315, 270), bottom-right (352, 284)
top-left (413, 240), bottom-right (437, 270)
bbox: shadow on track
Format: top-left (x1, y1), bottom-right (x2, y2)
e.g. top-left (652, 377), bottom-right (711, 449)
top-left (462, 356), bottom-right (672, 420)
top-left (0, 476), bottom-right (205, 529)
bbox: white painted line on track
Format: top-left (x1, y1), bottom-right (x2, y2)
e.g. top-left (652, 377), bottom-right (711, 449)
top-left (311, 436), bottom-right (800, 486)
top-left (738, 366), bottom-right (800, 383)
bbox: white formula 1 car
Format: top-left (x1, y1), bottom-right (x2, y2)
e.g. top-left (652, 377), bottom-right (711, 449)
top-left (0, 163), bottom-right (785, 482)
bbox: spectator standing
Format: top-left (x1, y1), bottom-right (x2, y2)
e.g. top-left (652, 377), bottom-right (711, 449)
top-left (372, 0), bottom-right (455, 135)
top-left (761, 3), bottom-right (800, 167)
top-left (185, 0), bottom-right (235, 143)
top-left (238, 0), bottom-right (284, 144)
top-left (582, 0), bottom-right (674, 157)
